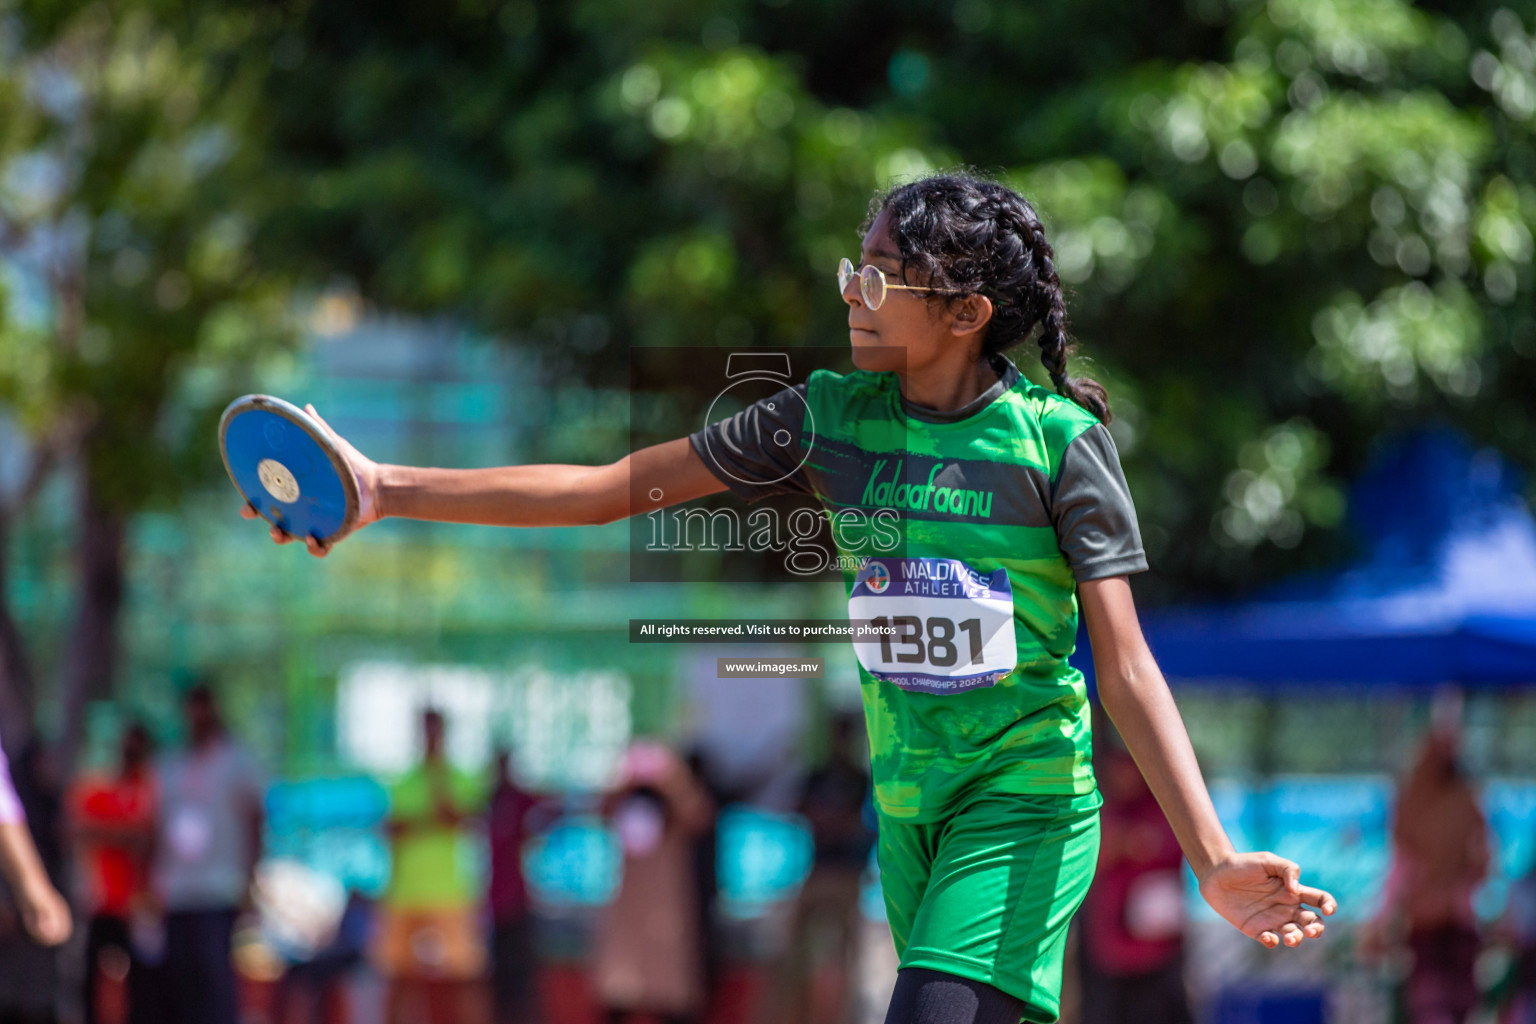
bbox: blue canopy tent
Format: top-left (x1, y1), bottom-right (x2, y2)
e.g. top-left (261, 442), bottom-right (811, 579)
top-left (1076, 429), bottom-right (1536, 688)
top-left (1069, 432), bottom-right (1536, 1023)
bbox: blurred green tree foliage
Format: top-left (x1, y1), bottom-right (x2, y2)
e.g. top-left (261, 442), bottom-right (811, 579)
top-left (0, 1), bottom-right (293, 753)
top-left (243, 0), bottom-right (1536, 595)
top-left (4, 0), bottom-right (1536, 746)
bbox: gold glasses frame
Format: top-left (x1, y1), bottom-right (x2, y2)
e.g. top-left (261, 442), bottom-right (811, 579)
top-left (837, 257), bottom-right (967, 311)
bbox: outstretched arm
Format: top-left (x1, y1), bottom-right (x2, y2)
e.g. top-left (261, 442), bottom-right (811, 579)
top-left (243, 405), bottom-right (727, 555)
top-left (377, 435), bottom-right (725, 528)
top-left (1079, 576), bottom-right (1337, 949)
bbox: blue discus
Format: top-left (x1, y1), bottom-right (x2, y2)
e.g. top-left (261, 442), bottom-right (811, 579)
top-left (219, 395), bottom-right (360, 545)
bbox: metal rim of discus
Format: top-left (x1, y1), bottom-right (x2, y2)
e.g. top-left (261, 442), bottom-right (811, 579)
top-left (218, 394), bottom-right (362, 544)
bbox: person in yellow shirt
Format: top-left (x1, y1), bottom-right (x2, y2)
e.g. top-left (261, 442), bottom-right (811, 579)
top-left (373, 709), bottom-right (488, 1024)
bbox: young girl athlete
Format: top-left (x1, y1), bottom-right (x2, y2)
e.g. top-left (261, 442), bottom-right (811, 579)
top-left (247, 173), bottom-right (1337, 1024)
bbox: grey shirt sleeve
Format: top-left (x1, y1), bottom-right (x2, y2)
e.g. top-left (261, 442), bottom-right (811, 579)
top-left (687, 382), bottom-right (814, 504)
top-left (1051, 423), bottom-right (1149, 581)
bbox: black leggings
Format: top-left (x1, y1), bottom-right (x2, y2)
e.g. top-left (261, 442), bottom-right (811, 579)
top-left (883, 967), bottom-right (1026, 1024)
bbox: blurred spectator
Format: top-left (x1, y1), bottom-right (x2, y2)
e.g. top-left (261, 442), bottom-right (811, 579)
top-left (373, 708), bottom-right (488, 1024)
top-left (1376, 730), bottom-right (1490, 1024)
top-left (0, 734), bottom-right (71, 1024)
top-left (151, 683), bottom-right (265, 1024)
top-left (0, 736), bottom-right (70, 1024)
top-left (487, 748), bottom-right (541, 1024)
top-left (1078, 745), bottom-right (1192, 1024)
top-left (1496, 850), bottom-right (1536, 1024)
top-left (754, 712), bottom-right (873, 1024)
top-left (68, 722), bottom-right (157, 1024)
top-left (593, 742), bottom-right (713, 1024)
top-left (272, 889), bottom-right (374, 1024)
top-left (0, 733), bottom-right (71, 945)
top-left (683, 746), bottom-right (726, 1018)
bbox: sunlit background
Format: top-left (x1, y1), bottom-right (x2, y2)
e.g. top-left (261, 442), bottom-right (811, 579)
top-left (4, 0), bottom-right (1536, 1022)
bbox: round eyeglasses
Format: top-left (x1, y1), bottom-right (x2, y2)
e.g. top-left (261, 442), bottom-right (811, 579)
top-left (837, 257), bottom-right (966, 310)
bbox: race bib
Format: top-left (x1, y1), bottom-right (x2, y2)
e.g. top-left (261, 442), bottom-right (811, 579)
top-left (849, 557), bottom-right (1017, 694)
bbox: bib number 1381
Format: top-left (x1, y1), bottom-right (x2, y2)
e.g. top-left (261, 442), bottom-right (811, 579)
top-left (848, 557), bottom-right (1017, 695)
top-left (867, 615), bottom-right (984, 667)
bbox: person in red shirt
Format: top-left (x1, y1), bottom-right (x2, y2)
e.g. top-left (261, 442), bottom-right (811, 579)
top-left (1079, 742), bottom-right (1193, 1024)
top-left (69, 723), bottom-right (157, 1024)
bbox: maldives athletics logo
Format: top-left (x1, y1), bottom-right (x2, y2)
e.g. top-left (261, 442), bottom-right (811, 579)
top-left (862, 560), bottom-right (891, 594)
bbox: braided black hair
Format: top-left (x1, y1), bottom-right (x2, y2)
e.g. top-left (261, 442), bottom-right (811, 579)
top-left (864, 172), bottom-right (1111, 423)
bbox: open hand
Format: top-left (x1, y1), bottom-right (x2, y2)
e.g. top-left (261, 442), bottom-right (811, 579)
top-left (1199, 851), bottom-right (1337, 948)
top-left (238, 403), bottom-right (380, 557)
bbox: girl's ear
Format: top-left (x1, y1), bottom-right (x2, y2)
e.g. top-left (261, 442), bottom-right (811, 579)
top-left (948, 294), bottom-right (994, 338)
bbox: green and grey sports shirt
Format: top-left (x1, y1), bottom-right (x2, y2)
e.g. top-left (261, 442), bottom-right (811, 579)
top-left (689, 354), bottom-right (1147, 821)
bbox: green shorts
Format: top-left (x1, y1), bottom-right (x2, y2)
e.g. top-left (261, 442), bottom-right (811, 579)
top-left (876, 789), bottom-right (1102, 1023)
